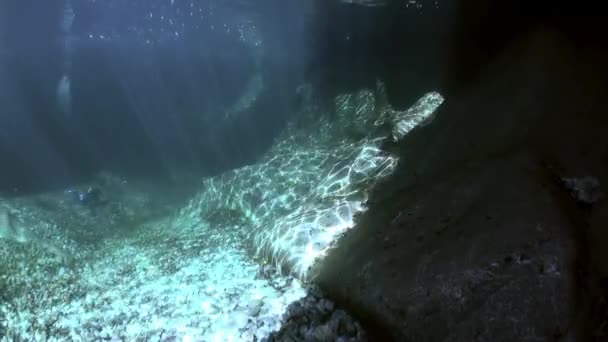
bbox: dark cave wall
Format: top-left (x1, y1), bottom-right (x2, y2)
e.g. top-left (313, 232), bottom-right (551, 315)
top-left (315, 1), bottom-right (608, 341)
top-left (443, 0), bottom-right (608, 93)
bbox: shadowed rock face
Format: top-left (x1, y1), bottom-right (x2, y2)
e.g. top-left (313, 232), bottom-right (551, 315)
top-left (316, 26), bottom-right (608, 341)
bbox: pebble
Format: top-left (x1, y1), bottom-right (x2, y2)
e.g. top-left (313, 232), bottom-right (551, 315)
top-left (248, 299), bottom-right (264, 316)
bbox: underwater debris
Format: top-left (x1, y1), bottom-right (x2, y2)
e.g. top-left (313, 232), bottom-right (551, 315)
top-left (70, 187), bottom-right (105, 206)
top-left (224, 73), bottom-right (264, 121)
top-left (561, 175), bottom-right (604, 205)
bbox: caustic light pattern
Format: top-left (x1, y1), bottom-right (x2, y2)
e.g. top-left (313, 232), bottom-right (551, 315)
top-left (179, 81), bottom-right (444, 279)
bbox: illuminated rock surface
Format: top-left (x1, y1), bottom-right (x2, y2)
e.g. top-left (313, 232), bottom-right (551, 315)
top-left (181, 82), bottom-right (442, 279)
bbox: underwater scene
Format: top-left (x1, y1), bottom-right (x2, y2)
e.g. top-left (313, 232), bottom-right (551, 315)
top-left (1, 1), bottom-right (444, 340)
top-left (2, 0), bottom-right (608, 341)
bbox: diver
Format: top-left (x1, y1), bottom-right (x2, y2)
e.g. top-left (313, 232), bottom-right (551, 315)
top-left (65, 186), bottom-right (107, 208)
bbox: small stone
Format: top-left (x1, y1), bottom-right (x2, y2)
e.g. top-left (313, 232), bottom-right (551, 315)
top-left (518, 253), bottom-right (531, 265)
top-left (311, 324), bottom-right (334, 341)
top-left (248, 299), bottom-right (264, 316)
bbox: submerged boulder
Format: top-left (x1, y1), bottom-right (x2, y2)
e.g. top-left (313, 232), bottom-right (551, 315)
top-left (316, 28), bottom-right (608, 341)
